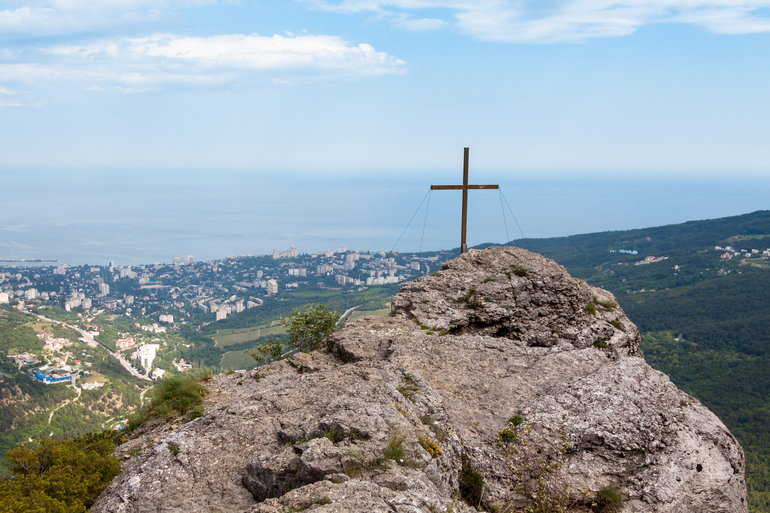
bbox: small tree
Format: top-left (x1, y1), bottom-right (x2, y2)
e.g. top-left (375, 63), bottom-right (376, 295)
top-left (247, 303), bottom-right (340, 363)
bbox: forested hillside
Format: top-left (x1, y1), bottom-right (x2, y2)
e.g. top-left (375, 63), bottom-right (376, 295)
top-left (0, 306), bottom-right (148, 477)
top-left (501, 210), bottom-right (770, 512)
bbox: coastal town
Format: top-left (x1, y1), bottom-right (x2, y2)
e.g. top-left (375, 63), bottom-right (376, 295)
top-left (1, 246), bottom-right (449, 396)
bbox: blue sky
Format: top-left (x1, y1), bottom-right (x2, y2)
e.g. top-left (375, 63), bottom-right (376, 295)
top-left (1, 0), bottom-right (770, 174)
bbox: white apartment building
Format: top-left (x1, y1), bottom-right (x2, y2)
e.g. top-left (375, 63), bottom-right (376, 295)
top-left (266, 279), bottom-right (279, 295)
top-left (133, 344), bottom-right (160, 371)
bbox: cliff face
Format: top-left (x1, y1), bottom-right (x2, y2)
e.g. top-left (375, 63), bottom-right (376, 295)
top-left (91, 246), bottom-right (748, 513)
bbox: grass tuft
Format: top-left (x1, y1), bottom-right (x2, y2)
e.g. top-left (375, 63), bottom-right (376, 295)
top-left (595, 485), bottom-right (624, 512)
top-left (384, 429), bottom-right (406, 461)
top-left (458, 286), bottom-right (484, 310)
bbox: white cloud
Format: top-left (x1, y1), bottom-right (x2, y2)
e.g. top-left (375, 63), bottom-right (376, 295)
top-left (306, 1), bottom-right (770, 42)
top-left (396, 17), bottom-right (447, 30)
top-left (0, 1), bottom-right (212, 37)
top-left (0, 86), bottom-right (13, 94)
top-left (0, 33), bottom-right (407, 92)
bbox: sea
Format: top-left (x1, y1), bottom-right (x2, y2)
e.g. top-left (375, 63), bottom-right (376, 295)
top-left (2, 168), bottom-right (769, 266)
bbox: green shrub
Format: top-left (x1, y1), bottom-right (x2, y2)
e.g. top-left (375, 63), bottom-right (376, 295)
top-left (459, 453), bottom-right (484, 508)
top-left (596, 300), bottom-right (617, 312)
top-left (247, 338), bottom-right (285, 365)
top-left (283, 304), bottom-right (340, 352)
top-left (397, 376), bottom-right (420, 403)
top-left (146, 374), bottom-right (207, 421)
top-left (417, 434), bottom-right (443, 458)
top-left (510, 265), bottom-right (529, 278)
top-left (595, 485), bottom-right (623, 512)
top-left (609, 320), bottom-right (626, 332)
top-left (248, 303), bottom-right (340, 363)
top-left (125, 374), bottom-right (208, 432)
top-left (593, 340), bottom-right (607, 349)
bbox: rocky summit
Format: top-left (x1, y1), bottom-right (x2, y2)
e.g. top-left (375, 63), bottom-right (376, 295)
top-left (91, 246), bottom-right (748, 513)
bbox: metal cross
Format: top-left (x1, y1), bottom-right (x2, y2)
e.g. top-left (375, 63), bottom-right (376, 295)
top-left (431, 148), bottom-right (499, 254)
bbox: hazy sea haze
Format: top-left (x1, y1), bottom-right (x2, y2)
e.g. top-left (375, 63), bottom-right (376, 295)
top-left (2, 169), bottom-right (769, 266)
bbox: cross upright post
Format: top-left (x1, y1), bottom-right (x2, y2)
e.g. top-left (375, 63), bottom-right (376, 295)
top-left (431, 148), bottom-right (499, 254)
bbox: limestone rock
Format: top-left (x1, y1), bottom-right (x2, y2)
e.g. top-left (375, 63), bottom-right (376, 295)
top-left (91, 246), bottom-right (747, 513)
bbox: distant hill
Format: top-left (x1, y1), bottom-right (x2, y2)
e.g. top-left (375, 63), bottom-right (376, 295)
top-left (488, 210), bottom-right (770, 512)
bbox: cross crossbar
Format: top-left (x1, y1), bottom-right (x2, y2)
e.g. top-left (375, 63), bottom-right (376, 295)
top-left (430, 147), bottom-right (499, 254)
top-left (430, 185), bottom-right (498, 190)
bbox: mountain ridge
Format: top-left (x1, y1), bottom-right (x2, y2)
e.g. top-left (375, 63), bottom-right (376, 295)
top-left (91, 246), bottom-right (747, 513)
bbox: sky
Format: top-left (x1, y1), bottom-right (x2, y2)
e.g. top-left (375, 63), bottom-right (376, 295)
top-left (1, 0), bottom-right (769, 172)
top-left (1, 1), bottom-right (770, 263)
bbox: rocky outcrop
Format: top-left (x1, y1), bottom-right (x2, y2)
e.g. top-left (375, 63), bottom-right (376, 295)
top-left (92, 246), bottom-right (747, 513)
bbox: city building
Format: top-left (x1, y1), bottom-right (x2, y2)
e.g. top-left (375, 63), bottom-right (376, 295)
top-left (116, 337), bottom-right (136, 351)
top-left (172, 255), bottom-right (195, 266)
top-left (98, 283), bottom-right (110, 296)
top-left (266, 279), bottom-right (278, 295)
top-left (272, 246), bottom-right (297, 259)
top-left (133, 344), bottom-right (160, 371)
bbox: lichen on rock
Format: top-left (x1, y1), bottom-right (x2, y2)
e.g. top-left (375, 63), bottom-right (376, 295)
top-left (91, 246), bottom-right (747, 513)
